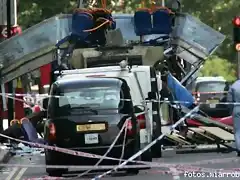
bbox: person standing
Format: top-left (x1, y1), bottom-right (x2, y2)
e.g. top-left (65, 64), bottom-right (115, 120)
top-left (227, 80), bottom-right (240, 156)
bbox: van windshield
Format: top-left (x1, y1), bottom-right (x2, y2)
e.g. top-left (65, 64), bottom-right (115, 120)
top-left (58, 86), bottom-right (123, 109)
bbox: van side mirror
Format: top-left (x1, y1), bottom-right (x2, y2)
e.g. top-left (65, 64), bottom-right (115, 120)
top-left (42, 98), bottom-right (49, 110)
top-left (147, 92), bottom-right (156, 100)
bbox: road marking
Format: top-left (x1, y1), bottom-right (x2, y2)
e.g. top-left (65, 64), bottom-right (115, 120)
top-left (14, 168), bottom-right (28, 180)
top-left (5, 167), bottom-right (19, 180)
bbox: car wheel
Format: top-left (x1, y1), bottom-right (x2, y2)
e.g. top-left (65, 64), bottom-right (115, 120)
top-left (126, 168), bottom-right (139, 175)
top-left (45, 150), bottom-right (68, 177)
top-left (46, 168), bottom-right (65, 177)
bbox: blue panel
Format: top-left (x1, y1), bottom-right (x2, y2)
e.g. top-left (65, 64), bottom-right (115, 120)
top-left (167, 73), bottom-right (194, 108)
top-left (152, 9), bottom-right (172, 34)
top-left (172, 13), bottom-right (226, 55)
top-left (134, 10), bottom-right (152, 36)
top-left (113, 14), bottom-right (139, 42)
top-left (71, 11), bottom-right (94, 40)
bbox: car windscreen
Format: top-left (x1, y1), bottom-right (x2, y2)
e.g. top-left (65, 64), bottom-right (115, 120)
top-left (196, 81), bottom-right (226, 93)
top-left (58, 86), bottom-right (124, 110)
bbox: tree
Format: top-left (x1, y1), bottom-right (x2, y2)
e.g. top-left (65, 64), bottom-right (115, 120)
top-left (18, 0), bottom-right (78, 29)
top-left (199, 56), bottom-right (236, 82)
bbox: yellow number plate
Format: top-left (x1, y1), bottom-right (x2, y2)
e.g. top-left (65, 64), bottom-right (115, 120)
top-left (76, 123), bottom-right (106, 132)
top-left (206, 99), bottom-right (219, 104)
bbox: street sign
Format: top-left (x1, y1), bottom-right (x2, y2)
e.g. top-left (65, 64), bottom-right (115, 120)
top-left (0, 25), bottom-right (21, 39)
top-left (236, 43), bottom-right (240, 51)
top-left (0, 0), bottom-right (17, 25)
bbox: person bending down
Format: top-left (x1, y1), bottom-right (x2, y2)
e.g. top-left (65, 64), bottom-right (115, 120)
top-left (0, 111), bottom-right (46, 143)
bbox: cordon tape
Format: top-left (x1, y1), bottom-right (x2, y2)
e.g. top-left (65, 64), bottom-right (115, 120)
top-left (0, 105), bottom-right (239, 177)
top-left (0, 92), bottom-right (239, 105)
top-left (1, 106), bottom-right (239, 174)
top-left (0, 93), bottom-right (238, 179)
top-left (92, 106), bottom-right (199, 179)
top-left (0, 115), bottom-right (151, 165)
top-left (76, 117), bottom-right (128, 178)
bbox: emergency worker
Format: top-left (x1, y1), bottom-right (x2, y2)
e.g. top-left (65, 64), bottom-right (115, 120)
top-left (227, 80), bottom-right (240, 156)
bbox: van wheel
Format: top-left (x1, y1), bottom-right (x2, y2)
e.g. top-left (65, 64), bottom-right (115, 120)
top-left (151, 142), bottom-right (162, 158)
top-left (141, 149), bottom-right (152, 162)
top-left (151, 132), bottom-right (162, 158)
top-left (45, 151), bottom-right (67, 177)
top-left (138, 133), bottom-right (152, 169)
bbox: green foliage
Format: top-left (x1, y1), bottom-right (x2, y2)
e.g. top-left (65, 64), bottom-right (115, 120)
top-left (199, 56), bottom-right (236, 82)
top-left (18, 0), bottom-right (78, 29)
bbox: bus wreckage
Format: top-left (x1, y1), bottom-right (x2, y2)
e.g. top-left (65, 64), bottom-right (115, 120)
top-left (0, 2), bottom-right (233, 177)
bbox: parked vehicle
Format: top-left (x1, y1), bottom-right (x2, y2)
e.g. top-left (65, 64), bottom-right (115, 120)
top-left (192, 76), bottom-right (230, 118)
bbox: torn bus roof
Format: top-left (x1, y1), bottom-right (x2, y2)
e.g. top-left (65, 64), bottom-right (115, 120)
top-left (0, 13), bottom-right (225, 84)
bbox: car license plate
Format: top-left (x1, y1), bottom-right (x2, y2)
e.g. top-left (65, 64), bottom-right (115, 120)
top-left (206, 99), bottom-right (219, 108)
top-left (76, 123), bottom-right (106, 132)
top-left (84, 133), bottom-right (99, 144)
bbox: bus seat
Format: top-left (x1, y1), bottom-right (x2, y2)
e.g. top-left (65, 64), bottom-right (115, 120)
top-left (134, 9), bottom-right (152, 36)
top-left (152, 9), bottom-right (172, 34)
top-left (72, 9), bottom-right (94, 40)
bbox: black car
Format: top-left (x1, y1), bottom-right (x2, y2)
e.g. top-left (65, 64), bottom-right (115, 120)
top-left (43, 77), bottom-right (152, 176)
top-left (194, 79), bottom-right (230, 117)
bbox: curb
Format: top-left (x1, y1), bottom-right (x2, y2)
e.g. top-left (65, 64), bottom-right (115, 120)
top-left (175, 147), bottom-right (233, 154)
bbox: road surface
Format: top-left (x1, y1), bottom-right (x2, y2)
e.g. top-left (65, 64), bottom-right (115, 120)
top-left (1, 150), bottom-right (240, 180)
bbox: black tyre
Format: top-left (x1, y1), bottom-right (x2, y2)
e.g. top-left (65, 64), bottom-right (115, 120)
top-left (46, 168), bottom-right (65, 177)
top-left (151, 134), bottom-right (162, 158)
top-left (126, 168), bottom-right (139, 175)
top-left (151, 117), bottom-right (162, 158)
top-left (45, 150), bottom-right (68, 177)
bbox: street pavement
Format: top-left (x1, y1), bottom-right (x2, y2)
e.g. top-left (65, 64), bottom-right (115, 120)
top-left (1, 150), bottom-right (240, 180)
top-left (1, 121), bottom-right (240, 179)
top-left (0, 145), bottom-right (10, 165)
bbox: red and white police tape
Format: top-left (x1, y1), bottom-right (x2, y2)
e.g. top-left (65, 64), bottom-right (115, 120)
top-left (77, 117), bottom-right (128, 178)
top-left (0, 116), bottom-right (147, 165)
top-left (0, 106), bottom-right (237, 171)
top-left (0, 91), bottom-right (229, 97)
top-left (0, 94), bottom-right (238, 179)
top-left (0, 92), bottom-right (239, 105)
top-left (91, 106), bottom-right (198, 179)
